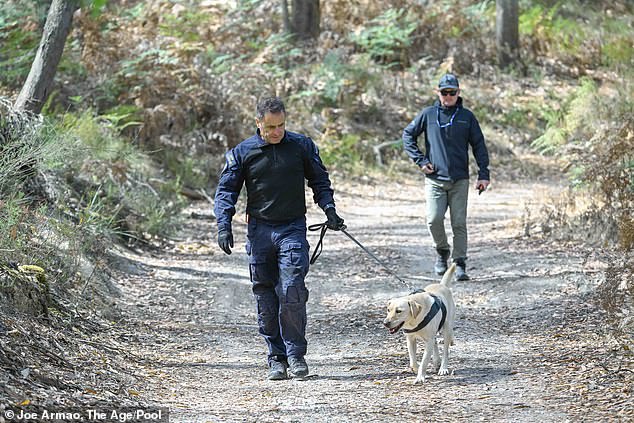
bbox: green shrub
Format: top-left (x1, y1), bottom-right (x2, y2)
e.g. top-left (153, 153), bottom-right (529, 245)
top-left (204, 50), bottom-right (240, 75)
top-left (520, 5), bottom-right (578, 49)
top-left (0, 99), bottom-right (186, 289)
top-left (0, 99), bottom-right (50, 187)
top-left (100, 104), bottom-right (144, 133)
top-left (163, 154), bottom-right (209, 191)
top-left (602, 37), bottom-right (634, 68)
top-left (49, 109), bottom-right (185, 239)
top-left (519, 2), bottom-right (634, 70)
top-left (531, 78), bottom-right (597, 155)
top-left (158, 8), bottom-right (213, 42)
top-left (255, 33), bottom-right (304, 78)
top-left (0, 194), bottom-right (29, 253)
top-left (320, 133), bottom-right (360, 166)
top-left (350, 8), bottom-right (416, 68)
top-left (531, 73), bottom-right (634, 249)
top-left (0, 99), bottom-right (94, 299)
top-left (0, 1), bottom-right (47, 89)
top-left (294, 51), bottom-right (377, 111)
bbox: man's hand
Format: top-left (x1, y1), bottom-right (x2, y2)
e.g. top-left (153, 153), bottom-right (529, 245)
top-left (325, 208), bottom-right (345, 231)
top-left (421, 163), bottom-right (435, 175)
top-left (475, 180), bottom-right (490, 194)
top-left (218, 229), bottom-right (234, 255)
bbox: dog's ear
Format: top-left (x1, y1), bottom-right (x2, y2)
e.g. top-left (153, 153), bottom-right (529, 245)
top-left (409, 300), bottom-right (422, 318)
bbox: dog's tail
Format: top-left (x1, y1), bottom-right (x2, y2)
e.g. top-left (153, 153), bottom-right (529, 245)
top-left (441, 263), bottom-right (457, 287)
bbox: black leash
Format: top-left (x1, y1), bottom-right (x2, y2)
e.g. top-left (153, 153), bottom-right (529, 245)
top-left (308, 221), bottom-right (413, 289)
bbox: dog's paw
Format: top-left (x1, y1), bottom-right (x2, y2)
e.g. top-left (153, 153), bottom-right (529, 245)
top-left (438, 367), bottom-right (449, 376)
top-left (413, 375), bottom-right (426, 384)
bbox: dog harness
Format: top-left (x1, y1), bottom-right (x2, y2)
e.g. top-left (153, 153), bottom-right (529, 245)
top-left (403, 294), bottom-right (447, 334)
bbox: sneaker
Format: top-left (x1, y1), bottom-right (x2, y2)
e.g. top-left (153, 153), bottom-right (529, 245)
top-left (455, 260), bottom-right (470, 281)
top-left (434, 249), bottom-right (450, 275)
top-left (268, 359), bottom-right (288, 380)
top-left (288, 356), bottom-right (309, 378)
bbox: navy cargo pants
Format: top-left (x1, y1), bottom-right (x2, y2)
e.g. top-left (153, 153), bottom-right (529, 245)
top-left (246, 216), bottom-right (310, 362)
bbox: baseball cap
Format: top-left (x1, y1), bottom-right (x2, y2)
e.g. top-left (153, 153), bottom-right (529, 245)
top-left (438, 74), bottom-right (459, 89)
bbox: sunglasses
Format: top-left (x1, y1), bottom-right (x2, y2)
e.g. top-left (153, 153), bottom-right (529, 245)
top-left (440, 89), bottom-right (458, 96)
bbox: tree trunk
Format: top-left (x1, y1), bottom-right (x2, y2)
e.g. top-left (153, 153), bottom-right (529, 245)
top-left (281, 0), bottom-right (290, 34)
top-left (289, 0), bottom-right (320, 41)
top-left (14, 0), bottom-right (79, 114)
top-left (496, 0), bottom-right (519, 69)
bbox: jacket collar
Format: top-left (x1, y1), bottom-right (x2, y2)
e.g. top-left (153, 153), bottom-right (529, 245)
top-left (255, 128), bottom-right (287, 146)
top-left (435, 96), bottom-right (463, 111)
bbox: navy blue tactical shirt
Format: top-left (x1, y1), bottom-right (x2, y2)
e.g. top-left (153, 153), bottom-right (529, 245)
top-left (403, 97), bottom-right (490, 182)
top-left (214, 130), bottom-right (335, 231)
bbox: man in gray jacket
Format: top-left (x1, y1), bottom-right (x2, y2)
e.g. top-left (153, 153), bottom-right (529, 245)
top-left (403, 73), bottom-right (490, 280)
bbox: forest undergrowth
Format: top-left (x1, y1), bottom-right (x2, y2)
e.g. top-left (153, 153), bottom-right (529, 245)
top-left (0, 0), bottom-right (632, 414)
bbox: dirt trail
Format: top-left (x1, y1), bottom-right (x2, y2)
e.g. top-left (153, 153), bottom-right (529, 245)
top-left (112, 177), bottom-right (631, 422)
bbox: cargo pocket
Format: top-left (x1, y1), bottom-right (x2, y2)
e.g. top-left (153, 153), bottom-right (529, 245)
top-left (284, 285), bottom-right (309, 304)
top-left (247, 243), bottom-right (276, 289)
top-left (279, 242), bottom-right (309, 304)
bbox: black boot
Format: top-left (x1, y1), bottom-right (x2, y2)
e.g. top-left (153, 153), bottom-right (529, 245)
top-left (288, 356), bottom-right (309, 378)
top-left (267, 357), bottom-right (288, 380)
top-left (454, 259), bottom-right (470, 281)
top-left (434, 248), bottom-right (450, 275)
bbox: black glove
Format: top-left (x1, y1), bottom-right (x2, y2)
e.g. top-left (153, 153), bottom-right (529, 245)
top-left (218, 229), bottom-right (234, 255)
top-left (325, 208), bottom-right (345, 231)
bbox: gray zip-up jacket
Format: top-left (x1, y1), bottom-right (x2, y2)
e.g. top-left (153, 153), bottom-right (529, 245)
top-left (402, 97), bottom-right (490, 182)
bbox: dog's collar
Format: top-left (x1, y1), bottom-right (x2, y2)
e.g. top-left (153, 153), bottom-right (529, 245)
top-left (403, 294), bottom-right (446, 334)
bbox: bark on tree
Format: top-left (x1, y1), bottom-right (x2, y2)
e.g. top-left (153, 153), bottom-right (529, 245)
top-left (496, 0), bottom-right (520, 69)
top-left (288, 0), bottom-right (320, 41)
top-left (281, 0), bottom-right (290, 34)
top-left (14, 0), bottom-right (79, 114)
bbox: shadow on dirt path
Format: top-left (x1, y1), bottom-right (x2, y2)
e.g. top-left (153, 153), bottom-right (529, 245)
top-left (111, 178), bottom-right (632, 422)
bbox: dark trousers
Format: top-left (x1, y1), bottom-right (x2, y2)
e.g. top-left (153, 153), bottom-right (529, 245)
top-left (246, 216), bottom-right (310, 362)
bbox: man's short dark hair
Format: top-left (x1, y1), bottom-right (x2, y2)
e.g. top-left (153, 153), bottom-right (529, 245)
top-left (256, 96), bottom-right (286, 120)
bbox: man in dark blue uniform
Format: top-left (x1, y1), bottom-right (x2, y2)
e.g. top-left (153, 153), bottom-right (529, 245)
top-left (214, 96), bottom-right (345, 380)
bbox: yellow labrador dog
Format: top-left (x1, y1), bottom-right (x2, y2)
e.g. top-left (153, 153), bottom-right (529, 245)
top-left (383, 264), bottom-right (456, 384)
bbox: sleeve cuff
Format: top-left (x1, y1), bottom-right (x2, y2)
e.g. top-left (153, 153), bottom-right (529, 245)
top-left (217, 222), bottom-right (232, 232)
